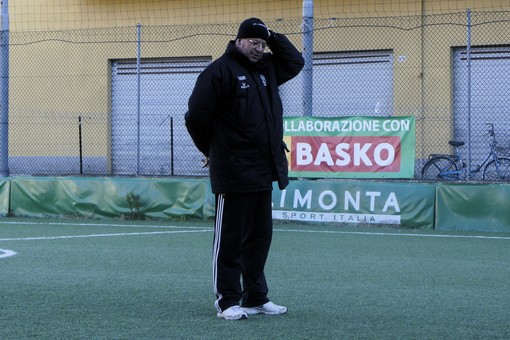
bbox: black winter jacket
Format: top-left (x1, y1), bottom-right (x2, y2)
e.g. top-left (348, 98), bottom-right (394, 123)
top-left (186, 32), bottom-right (304, 193)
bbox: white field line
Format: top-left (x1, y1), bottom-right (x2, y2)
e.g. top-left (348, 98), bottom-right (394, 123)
top-left (0, 220), bottom-right (509, 242)
top-left (275, 228), bottom-right (510, 240)
top-left (0, 248), bottom-right (17, 258)
top-left (0, 229), bottom-right (211, 242)
top-left (0, 221), bottom-right (209, 229)
top-left (0, 224), bottom-right (210, 259)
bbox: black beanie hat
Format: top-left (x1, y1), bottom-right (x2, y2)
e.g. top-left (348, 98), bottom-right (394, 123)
top-left (236, 18), bottom-right (269, 41)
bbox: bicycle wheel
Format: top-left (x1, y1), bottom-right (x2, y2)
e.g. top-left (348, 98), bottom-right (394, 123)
top-left (482, 157), bottom-right (510, 180)
top-left (421, 156), bottom-right (459, 180)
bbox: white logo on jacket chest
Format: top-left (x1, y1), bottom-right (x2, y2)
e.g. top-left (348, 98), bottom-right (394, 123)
top-left (238, 75), bottom-right (249, 89)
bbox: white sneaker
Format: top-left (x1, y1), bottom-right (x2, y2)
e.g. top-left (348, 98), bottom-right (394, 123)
top-left (217, 305), bottom-right (248, 320)
top-left (242, 301), bottom-right (287, 315)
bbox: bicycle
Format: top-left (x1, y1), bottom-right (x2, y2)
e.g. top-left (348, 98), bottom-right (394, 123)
top-left (421, 123), bottom-right (510, 181)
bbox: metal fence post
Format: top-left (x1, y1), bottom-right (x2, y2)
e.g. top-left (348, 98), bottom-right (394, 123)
top-left (466, 9), bottom-right (472, 178)
top-left (0, 0), bottom-right (9, 177)
top-left (79, 115), bottom-right (83, 174)
top-left (302, 0), bottom-right (313, 116)
top-left (136, 23), bottom-right (142, 175)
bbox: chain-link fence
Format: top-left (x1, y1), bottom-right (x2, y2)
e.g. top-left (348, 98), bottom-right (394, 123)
top-left (5, 10), bottom-right (510, 179)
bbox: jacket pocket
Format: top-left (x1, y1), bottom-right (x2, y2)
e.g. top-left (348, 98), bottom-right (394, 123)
top-left (226, 149), bottom-right (272, 188)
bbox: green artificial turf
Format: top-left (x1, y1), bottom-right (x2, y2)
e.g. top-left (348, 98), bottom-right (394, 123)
top-left (1, 218), bottom-right (509, 339)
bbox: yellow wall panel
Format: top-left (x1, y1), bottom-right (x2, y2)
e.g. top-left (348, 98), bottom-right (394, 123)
top-left (5, 1), bottom-right (510, 163)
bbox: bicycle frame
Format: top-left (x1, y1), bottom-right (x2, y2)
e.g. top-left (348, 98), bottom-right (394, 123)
top-left (444, 144), bottom-right (500, 179)
top-left (421, 123), bottom-right (510, 181)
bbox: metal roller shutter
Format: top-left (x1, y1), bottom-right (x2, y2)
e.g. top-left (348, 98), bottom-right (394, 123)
top-left (111, 57), bottom-right (210, 175)
top-left (453, 46), bottom-right (510, 163)
top-left (280, 50), bottom-right (394, 117)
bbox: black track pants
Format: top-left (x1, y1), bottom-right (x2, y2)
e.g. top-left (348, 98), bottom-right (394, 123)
top-left (213, 191), bottom-right (273, 312)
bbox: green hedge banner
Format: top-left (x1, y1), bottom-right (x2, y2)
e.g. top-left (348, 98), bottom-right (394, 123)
top-left (272, 179), bottom-right (435, 229)
top-left (435, 183), bottom-right (510, 232)
top-left (0, 179), bottom-right (10, 216)
top-left (10, 177), bottom-right (214, 219)
top-left (283, 116), bottom-right (415, 178)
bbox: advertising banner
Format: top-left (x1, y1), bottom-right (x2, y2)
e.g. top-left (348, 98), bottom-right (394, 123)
top-left (272, 179), bottom-right (435, 229)
top-left (283, 116), bottom-right (415, 178)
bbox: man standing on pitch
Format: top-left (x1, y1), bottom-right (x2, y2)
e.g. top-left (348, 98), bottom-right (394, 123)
top-left (186, 18), bottom-right (304, 320)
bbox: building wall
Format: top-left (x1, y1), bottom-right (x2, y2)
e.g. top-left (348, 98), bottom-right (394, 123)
top-left (6, 1), bottom-right (510, 172)
top-left (9, 1), bottom-right (510, 31)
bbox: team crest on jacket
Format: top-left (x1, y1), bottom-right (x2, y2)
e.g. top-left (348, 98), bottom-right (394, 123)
top-left (238, 75), bottom-right (249, 89)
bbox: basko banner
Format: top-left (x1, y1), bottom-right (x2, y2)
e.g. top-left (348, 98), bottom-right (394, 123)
top-left (272, 180), bottom-right (435, 229)
top-left (283, 116), bottom-right (416, 178)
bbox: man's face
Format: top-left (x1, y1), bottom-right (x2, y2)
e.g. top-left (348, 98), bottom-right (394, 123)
top-left (236, 38), bottom-right (267, 63)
